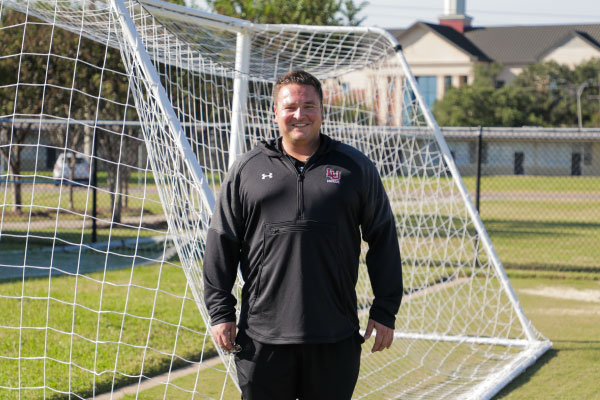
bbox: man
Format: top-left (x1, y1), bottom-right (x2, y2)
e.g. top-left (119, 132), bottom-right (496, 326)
top-left (203, 70), bottom-right (402, 399)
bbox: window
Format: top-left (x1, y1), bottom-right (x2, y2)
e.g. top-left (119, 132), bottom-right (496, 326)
top-left (444, 76), bottom-right (452, 91)
top-left (494, 80), bottom-right (505, 89)
top-left (514, 152), bottom-right (524, 175)
top-left (415, 76), bottom-right (437, 111)
top-left (459, 75), bottom-right (468, 87)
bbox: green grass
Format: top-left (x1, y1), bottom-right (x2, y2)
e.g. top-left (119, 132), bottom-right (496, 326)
top-left (0, 227), bottom-right (163, 251)
top-left (480, 200), bottom-right (600, 271)
top-left (494, 277), bottom-right (600, 400)
top-left (462, 175), bottom-right (600, 193)
top-left (121, 364), bottom-right (239, 400)
top-left (127, 275), bottom-right (600, 400)
top-left (11, 171), bottom-right (158, 187)
top-left (0, 184), bottom-right (164, 222)
top-left (0, 262), bottom-right (215, 400)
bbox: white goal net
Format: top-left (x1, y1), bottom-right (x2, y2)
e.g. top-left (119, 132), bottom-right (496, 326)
top-left (0, 0), bottom-right (551, 399)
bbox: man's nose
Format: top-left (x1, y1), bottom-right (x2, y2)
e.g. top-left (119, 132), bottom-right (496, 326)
top-left (293, 107), bottom-right (304, 118)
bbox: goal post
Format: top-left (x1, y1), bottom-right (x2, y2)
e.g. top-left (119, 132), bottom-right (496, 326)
top-left (0, 0), bottom-right (551, 399)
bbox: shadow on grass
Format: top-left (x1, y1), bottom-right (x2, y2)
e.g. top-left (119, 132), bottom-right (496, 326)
top-left (483, 219), bottom-right (600, 237)
top-left (493, 348), bottom-right (557, 399)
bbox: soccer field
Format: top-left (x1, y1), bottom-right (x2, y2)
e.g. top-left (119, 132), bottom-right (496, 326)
top-left (0, 257), bottom-right (597, 399)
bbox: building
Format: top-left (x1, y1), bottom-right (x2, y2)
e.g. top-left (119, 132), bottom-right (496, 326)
top-left (388, 0), bottom-right (600, 110)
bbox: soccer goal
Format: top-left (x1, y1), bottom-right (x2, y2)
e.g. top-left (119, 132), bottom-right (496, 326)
top-left (0, 0), bottom-right (551, 398)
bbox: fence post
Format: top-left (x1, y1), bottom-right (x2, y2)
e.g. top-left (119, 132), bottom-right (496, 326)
top-left (475, 126), bottom-right (483, 212)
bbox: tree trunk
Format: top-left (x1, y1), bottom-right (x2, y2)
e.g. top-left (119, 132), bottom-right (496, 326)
top-left (69, 153), bottom-right (76, 210)
top-left (114, 170), bottom-right (122, 223)
top-left (9, 149), bottom-right (22, 214)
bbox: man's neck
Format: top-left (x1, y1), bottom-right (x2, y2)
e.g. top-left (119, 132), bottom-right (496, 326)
top-left (281, 136), bottom-right (320, 162)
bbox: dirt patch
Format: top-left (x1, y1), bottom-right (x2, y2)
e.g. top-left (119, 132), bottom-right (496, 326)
top-left (520, 286), bottom-right (600, 303)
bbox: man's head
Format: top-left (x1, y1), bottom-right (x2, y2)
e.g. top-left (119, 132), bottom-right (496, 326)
top-left (273, 70), bottom-right (324, 151)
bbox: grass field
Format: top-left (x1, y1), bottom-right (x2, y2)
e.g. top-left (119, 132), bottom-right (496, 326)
top-left (96, 275), bottom-right (600, 400)
top-left (0, 262), bottom-right (216, 400)
top-left (0, 262), bottom-right (597, 399)
top-left (0, 174), bottom-right (598, 398)
top-left (461, 176), bottom-right (600, 272)
top-left (496, 277), bottom-right (600, 400)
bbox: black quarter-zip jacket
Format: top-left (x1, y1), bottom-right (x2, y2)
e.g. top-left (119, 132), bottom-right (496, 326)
top-left (203, 134), bottom-right (403, 344)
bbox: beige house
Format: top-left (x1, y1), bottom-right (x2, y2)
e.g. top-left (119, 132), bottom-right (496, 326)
top-left (339, 1), bottom-right (600, 126)
top-left (332, 1), bottom-right (600, 177)
top-left (387, 0), bottom-right (600, 110)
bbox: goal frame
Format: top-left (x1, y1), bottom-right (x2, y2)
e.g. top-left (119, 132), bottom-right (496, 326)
top-left (0, 0), bottom-right (552, 397)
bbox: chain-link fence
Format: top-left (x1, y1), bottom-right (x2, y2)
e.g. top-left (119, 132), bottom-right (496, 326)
top-left (2, 122), bottom-right (598, 274)
top-left (444, 127), bottom-right (600, 274)
top-left (0, 119), bottom-right (167, 247)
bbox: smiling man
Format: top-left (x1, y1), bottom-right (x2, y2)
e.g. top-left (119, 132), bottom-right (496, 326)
top-left (203, 70), bottom-right (403, 400)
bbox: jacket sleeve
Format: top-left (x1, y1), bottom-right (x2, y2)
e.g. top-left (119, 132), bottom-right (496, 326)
top-left (360, 161), bottom-right (403, 329)
top-left (203, 163), bottom-right (244, 326)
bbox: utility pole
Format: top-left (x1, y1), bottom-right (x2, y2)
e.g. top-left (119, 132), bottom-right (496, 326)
top-left (576, 81), bottom-right (588, 129)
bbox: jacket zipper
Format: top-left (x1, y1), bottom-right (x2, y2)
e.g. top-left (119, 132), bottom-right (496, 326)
top-left (298, 173), bottom-right (305, 219)
top-left (282, 155), bottom-right (310, 220)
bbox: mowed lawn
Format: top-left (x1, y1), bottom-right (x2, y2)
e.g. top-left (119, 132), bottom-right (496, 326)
top-left (119, 275), bottom-right (600, 400)
top-left (495, 277), bottom-right (600, 400)
top-left (0, 262), bottom-right (218, 400)
top-left (0, 175), bottom-right (598, 398)
top-left (462, 175), bottom-right (600, 271)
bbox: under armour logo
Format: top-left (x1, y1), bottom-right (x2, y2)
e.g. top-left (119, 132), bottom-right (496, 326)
top-left (262, 173), bottom-right (273, 179)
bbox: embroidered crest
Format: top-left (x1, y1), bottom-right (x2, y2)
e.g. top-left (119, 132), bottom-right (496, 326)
top-left (326, 168), bottom-right (341, 184)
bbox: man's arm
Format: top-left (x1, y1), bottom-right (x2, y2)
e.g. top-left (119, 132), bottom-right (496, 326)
top-left (359, 160), bottom-right (403, 351)
top-left (203, 165), bottom-right (244, 348)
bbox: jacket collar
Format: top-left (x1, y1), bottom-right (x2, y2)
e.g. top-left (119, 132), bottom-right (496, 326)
top-left (258, 133), bottom-right (335, 158)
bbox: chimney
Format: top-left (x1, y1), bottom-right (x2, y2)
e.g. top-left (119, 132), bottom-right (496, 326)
top-left (439, 0), bottom-right (472, 33)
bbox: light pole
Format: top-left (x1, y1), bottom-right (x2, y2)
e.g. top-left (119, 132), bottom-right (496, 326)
top-left (576, 81), bottom-right (588, 129)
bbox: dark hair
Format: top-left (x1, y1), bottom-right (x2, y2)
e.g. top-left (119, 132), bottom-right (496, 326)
top-left (273, 70), bottom-right (323, 105)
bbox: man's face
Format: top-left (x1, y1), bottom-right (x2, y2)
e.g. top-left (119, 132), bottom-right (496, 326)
top-left (274, 83), bottom-right (323, 146)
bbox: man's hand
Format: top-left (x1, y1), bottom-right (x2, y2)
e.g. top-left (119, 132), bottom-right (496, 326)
top-left (211, 321), bottom-right (237, 352)
top-left (363, 319), bottom-right (394, 353)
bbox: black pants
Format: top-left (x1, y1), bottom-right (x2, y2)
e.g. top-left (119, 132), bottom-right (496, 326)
top-left (234, 330), bottom-right (363, 400)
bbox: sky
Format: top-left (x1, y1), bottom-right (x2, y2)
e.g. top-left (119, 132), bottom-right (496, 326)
top-left (360, 0), bottom-right (600, 29)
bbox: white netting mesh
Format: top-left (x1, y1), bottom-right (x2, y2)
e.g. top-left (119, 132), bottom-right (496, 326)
top-left (0, 0), bottom-right (550, 399)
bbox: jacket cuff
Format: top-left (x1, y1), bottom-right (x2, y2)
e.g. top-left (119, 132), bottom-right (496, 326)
top-left (368, 307), bottom-right (396, 330)
top-left (210, 312), bottom-right (237, 326)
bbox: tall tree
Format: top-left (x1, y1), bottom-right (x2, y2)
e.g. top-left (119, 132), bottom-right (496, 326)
top-left (0, 8), bottom-right (137, 219)
top-left (434, 60), bottom-right (600, 127)
top-left (206, 0), bottom-right (368, 25)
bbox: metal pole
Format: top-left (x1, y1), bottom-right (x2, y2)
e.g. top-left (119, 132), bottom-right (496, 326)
top-left (391, 39), bottom-right (538, 343)
top-left (475, 126), bottom-right (483, 212)
top-left (577, 81), bottom-right (589, 129)
top-left (110, 0), bottom-right (215, 212)
top-left (228, 31), bottom-right (251, 169)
